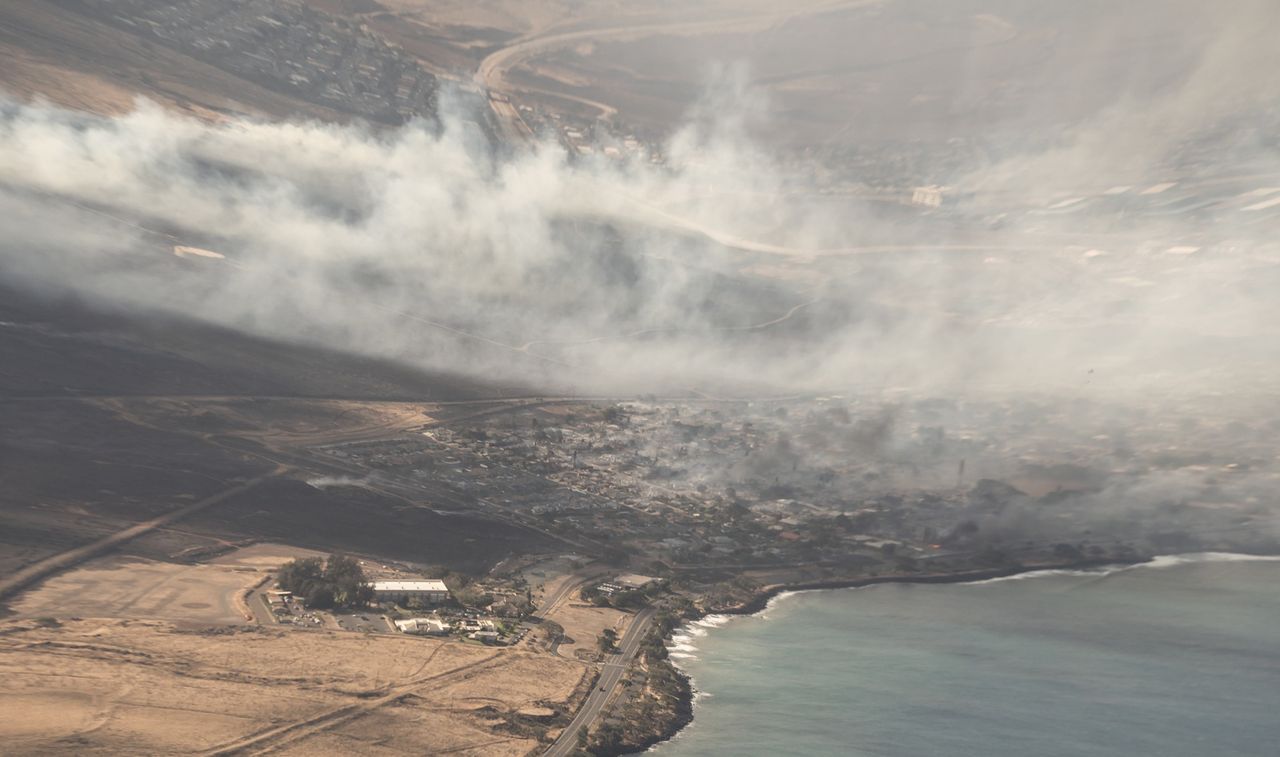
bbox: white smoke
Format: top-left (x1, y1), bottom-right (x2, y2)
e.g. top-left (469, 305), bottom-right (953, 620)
top-left (0, 60), bottom-right (1276, 403)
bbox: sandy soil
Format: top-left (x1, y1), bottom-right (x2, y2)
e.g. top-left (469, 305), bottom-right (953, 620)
top-left (0, 46), bottom-right (139, 115)
top-left (0, 616), bottom-right (587, 754)
top-left (548, 600), bottom-right (631, 662)
top-left (209, 542), bottom-right (330, 569)
top-left (517, 558), bottom-right (630, 660)
top-left (10, 556), bottom-right (258, 625)
top-left (9, 544), bottom-right (323, 625)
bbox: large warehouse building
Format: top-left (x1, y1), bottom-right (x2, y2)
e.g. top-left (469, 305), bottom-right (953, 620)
top-left (371, 579), bottom-right (450, 605)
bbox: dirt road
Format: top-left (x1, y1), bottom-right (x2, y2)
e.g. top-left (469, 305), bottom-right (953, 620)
top-left (204, 652), bottom-right (507, 756)
top-left (0, 468), bottom-right (283, 603)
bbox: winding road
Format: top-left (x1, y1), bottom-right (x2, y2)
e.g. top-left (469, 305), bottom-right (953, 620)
top-left (475, 1), bottom-right (885, 101)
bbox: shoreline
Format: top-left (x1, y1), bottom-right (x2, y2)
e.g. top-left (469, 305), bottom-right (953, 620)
top-left (713, 557), bottom-right (1138, 618)
top-left (632, 556), bottom-right (1143, 755)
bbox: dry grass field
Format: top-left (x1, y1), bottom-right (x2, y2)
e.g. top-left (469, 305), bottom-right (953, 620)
top-left (8, 544), bottom-right (324, 626)
top-left (9, 556), bottom-right (262, 626)
top-left (1, 543), bottom-right (590, 752)
top-left (549, 600), bottom-right (632, 662)
top-left (0, 616), bottom-right (588, 754)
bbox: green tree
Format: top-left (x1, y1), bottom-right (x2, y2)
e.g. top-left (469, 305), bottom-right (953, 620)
top-left (598, 628), bottom-right (618, 653)
top-left (278, 554), bottom-right (371, 609)
top-left (323, 554), bottom-right (372, 605)
top-left (306, 585), bottom-right (335, 609)
top-left (588, 722), bottom-right (624, 754)
top-left (277, 557), bottom-right (324, 596)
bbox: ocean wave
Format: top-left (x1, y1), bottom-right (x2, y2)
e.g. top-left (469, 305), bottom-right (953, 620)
top-left (756, 589), bottom-right (802, 619)
top-left (666, 616), bottom-right (744, 672)
top-left (756, 587), bottom-right (833, 619)
top-left (963, 552), bottom-right (1280, 585)
top-left (1142, 552), bottom-right (1280, 568)
top-left (962, 567), bottom-right (1118, 585)
top-left (694, 614), bottom-right (733, 628)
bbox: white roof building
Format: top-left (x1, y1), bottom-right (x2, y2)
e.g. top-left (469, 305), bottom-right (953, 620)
top-left (371, 580), bottom-right (450, 606)
top-left (395, 617), bottom-right (449, 635)
top-left (372, 580), bottom-right (448, 593)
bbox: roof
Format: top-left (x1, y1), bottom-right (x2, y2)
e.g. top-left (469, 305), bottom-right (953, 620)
top-left (372, 580), bottom-right (448, 593)
top-left (614, 573), bottom-right (658, 588)
top-left (394, 618), bottom-right (448, 632)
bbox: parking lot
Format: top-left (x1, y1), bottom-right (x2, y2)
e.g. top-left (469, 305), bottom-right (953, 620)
top-left (333, 612), bottom-right (393, 633)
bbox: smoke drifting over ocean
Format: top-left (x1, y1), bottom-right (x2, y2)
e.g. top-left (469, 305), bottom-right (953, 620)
top-left (0, 52), bottom-right (1277, 403)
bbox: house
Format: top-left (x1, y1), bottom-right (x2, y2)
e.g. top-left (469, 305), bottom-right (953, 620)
top-left (371, 579), bottom-right (450, 605)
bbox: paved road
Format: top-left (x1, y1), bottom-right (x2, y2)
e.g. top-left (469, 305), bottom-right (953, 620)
top-left (544, 606), bottom-right (657, 757)
top-left (247, 589), bottom-right (277, 626)
top-left (475, 1), bottom-right (881, 94)
top-left (536, 567), bottom-right (608, 620)
top-left (534, 568), bottom-right (610, 657)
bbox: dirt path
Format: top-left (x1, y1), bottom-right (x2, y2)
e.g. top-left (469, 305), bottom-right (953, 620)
top-left (203, 652), bottom-right (507, 756)
top-left (0, 468), bottom-right (283, 603)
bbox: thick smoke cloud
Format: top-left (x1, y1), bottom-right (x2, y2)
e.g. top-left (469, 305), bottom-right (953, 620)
top-left (0, 59), bottom-right (1276, 403)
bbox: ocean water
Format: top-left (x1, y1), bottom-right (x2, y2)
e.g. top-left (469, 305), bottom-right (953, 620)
top-left (652, 554), bottom-right (1280, 757)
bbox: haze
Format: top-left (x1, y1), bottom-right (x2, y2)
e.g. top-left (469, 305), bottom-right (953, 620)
top-left (1, 2), bottom-right (1278, 755)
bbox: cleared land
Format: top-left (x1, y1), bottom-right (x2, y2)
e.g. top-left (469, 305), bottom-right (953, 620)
top-left (547, 600), bottom-right (632, 662)
top-left (8, 544), bottom-right (323, 626)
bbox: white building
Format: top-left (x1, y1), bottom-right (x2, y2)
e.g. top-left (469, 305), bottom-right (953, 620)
top-left (371, 579), bottom-right (450, 605)
top-left (394, 617), bottom-right (449, 635)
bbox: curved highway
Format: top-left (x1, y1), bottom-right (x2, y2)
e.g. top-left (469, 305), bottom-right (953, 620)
top-left (545, 606), bottom-right (657, 756)
top-left (475, 0), bottom-right (884, 100)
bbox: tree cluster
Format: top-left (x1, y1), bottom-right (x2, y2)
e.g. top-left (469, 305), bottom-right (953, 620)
top-left (277, 554), bottom-right (373, 609)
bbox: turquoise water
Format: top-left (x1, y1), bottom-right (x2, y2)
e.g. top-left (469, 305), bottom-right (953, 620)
top-left (652, 555), bottom-right (1280, 757)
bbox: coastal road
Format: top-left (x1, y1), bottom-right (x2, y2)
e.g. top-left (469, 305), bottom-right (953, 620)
top-left (545, 606), bottom-right (657, 757)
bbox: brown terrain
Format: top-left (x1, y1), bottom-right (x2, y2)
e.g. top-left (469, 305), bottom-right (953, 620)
top-left (0, 3), bottom-right (622, 746)
top-left (0, 613), bottom-right (587, 755)
top-left (0, 264), bottom-right (592, 753)
top-left (5, 1), bottom-right (1279, 753)
top-left (0, 288), bottom-right (601, 752)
